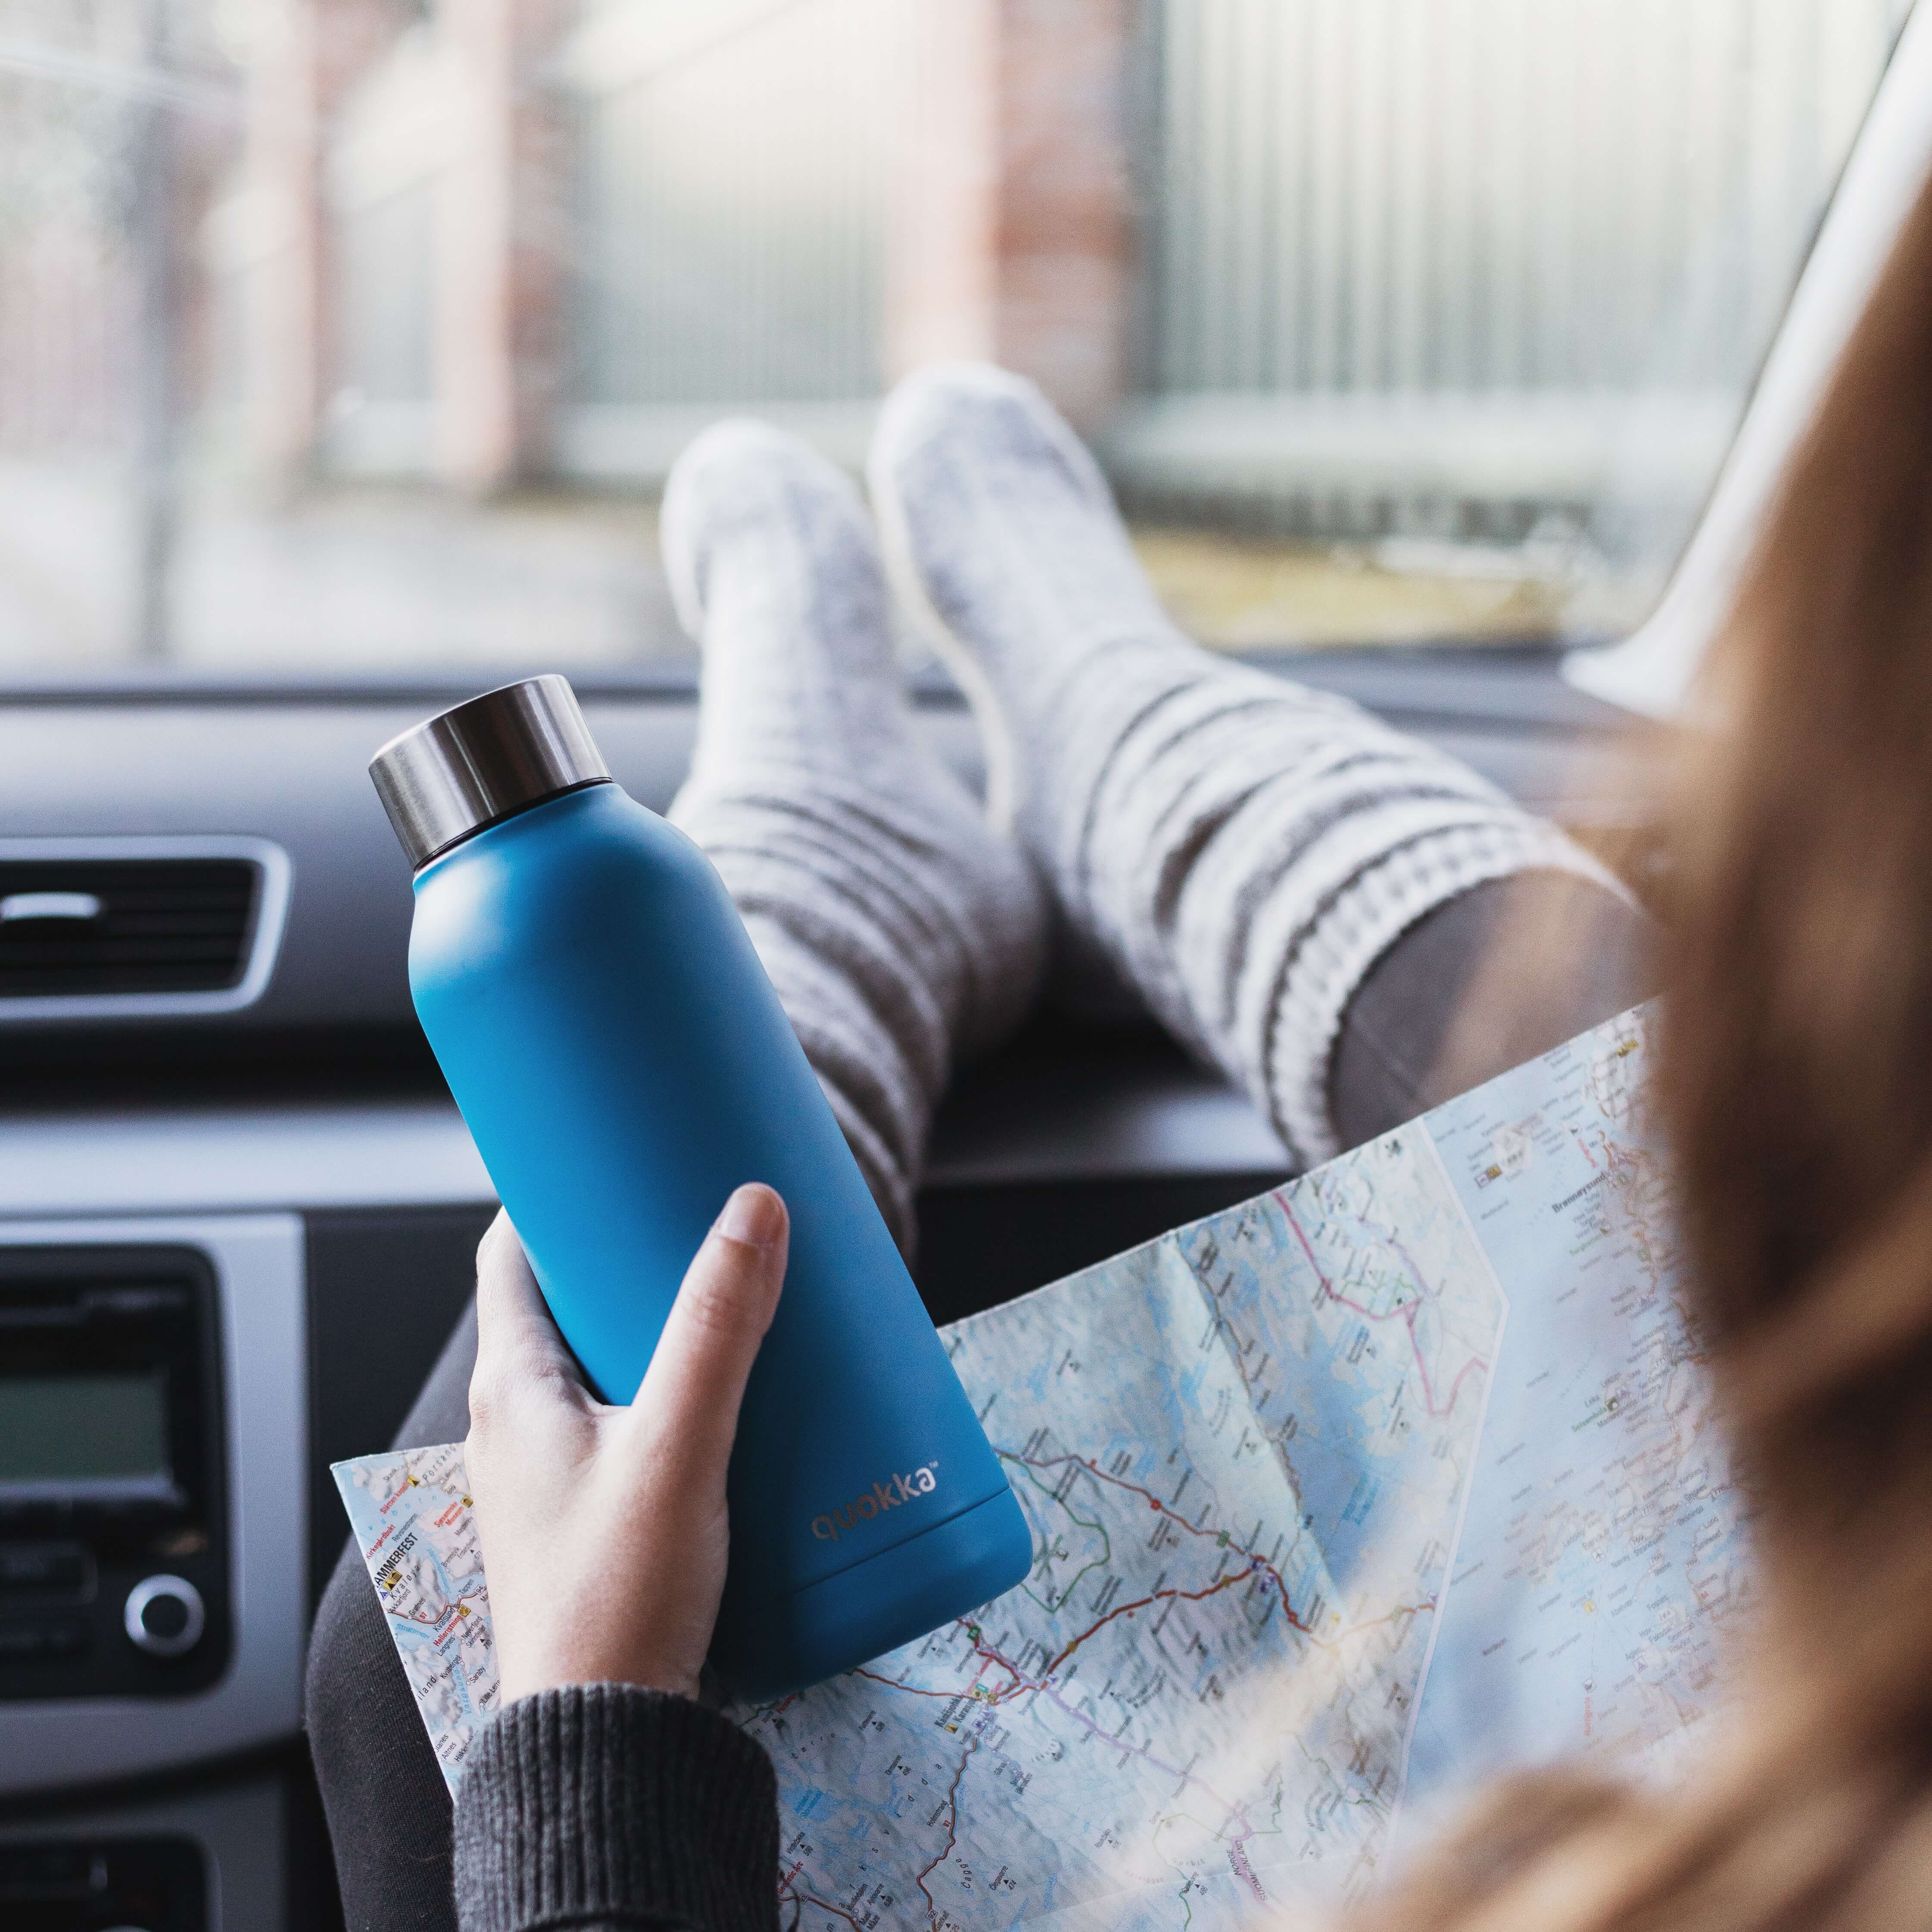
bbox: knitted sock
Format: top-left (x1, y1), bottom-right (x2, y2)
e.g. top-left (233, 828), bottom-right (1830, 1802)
top-left (869, 364), bottom-right (1625, 1168)
top-left (663, 420), bottom-right (1048, 1250)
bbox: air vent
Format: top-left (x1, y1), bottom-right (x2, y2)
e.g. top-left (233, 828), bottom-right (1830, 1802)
top-left (0, 838), bottom-right (291, 1020)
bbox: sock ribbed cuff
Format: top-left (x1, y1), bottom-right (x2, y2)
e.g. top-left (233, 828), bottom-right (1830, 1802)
top-left (1266, 816), bottom-right (1625, 1166)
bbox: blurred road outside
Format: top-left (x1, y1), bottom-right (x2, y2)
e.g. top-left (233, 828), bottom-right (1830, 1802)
top-left (0, 454), bottom-right (1618, 681)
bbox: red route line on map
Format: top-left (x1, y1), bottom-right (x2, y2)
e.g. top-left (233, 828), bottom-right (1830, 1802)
top-left (1010, 1450), bottom-right (1315, 1643)
top-left (388, 1581), bottom-right (488, 1630)
top-left (847, 1446), bottom-right (1368, 1753)
top-left (856, 1569), bottom-right (1264, 1718)
top-left (774, 1235), bottom-right (1483, 1923)
top-left (781, 1447), bottom-right (1432, 1746)
top-left (851, 1652), bottom-right (1247, 1894)
top-left (1043, 1564), bottom-right (1258, 1677)
top-left (778, 1868), bottom-right (866, 1932)
top-left (853, 1563), bottom-right (1267, 1868)
top-left (819, 1446), bottom-right (1435, 1929)
top-left (913, 1734), bottom-right (979, 1932)
top-left (851, 1668), bottom-right (959, 1698)
top-left (1273, 1190), bottom-right (1487, 1419)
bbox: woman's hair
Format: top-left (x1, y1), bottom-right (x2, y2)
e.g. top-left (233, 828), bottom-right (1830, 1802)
top-left (1360, 168), bottom-right (1932, 1932)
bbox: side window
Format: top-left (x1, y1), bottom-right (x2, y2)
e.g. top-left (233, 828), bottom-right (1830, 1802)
top-left (1125, 0), bottom-right (1912, 645)
top-left (0, 0), bottom-right (1911, 676)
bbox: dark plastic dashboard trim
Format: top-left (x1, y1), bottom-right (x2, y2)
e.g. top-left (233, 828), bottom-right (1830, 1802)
top-left (0, 647), bottom-right (1644, 1089)
top-left (0, 642), bottom-right (1625, 733)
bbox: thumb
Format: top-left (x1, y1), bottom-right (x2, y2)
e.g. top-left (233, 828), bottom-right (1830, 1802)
top-left (627, 1184), bottom-right (788, 1475)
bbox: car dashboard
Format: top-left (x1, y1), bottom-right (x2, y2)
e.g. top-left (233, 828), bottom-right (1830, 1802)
top-left (0, 649), bottom-right (1635, 1930)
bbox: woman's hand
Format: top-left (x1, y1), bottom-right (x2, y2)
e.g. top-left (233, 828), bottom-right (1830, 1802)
top-left (464, 1185), bottom-right (789, 1705)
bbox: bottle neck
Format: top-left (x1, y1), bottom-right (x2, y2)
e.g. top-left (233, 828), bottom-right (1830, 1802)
top-left (410, 775), bottom-right (615, 876)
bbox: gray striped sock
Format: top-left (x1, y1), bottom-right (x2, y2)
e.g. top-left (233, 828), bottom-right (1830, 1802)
top-left (870, 364), bottom-right (1620, 1166)
top-left (662, 420), bottom-right (1048, 1249)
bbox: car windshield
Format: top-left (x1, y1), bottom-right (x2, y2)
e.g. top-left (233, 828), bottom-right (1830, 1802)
top-left (0, 0), bottom-right (1913, 683)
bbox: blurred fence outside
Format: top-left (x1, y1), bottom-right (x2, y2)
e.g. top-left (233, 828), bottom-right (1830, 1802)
top-left (323, 22), bottom-right (440, 475)
top-left (1110, 0), bottom-right (1913, 558)
top-left (556, 0), bottom-right (900, 482)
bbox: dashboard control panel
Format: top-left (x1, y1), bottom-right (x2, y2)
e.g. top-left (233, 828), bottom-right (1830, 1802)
top-left (0, 1248), bottom-right (228, 1701)
top-left (0, 1833), bottom-right (206, 1930)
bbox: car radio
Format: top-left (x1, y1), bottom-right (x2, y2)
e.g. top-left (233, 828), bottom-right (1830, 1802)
top-left (0, 1248), bottom-right (228, 1699)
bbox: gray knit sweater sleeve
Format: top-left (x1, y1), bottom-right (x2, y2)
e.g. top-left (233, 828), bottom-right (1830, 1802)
top-left (453, 1685), bottom-right (780, 1932)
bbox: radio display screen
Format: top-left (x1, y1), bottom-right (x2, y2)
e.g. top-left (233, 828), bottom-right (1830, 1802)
top-left (0, 1371), bottom-right (170, 1484)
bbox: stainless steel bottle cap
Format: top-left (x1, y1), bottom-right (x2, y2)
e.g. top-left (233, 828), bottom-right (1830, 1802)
top-left (370, 674), bottom-right (612, 869)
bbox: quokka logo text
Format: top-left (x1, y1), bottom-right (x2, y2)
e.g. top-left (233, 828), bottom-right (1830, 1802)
top-left (810, 1463), bottom-right (938, 1542)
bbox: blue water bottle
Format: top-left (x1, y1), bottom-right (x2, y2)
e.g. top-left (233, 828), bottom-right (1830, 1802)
top-left (369, 676), bottom-right (1032, 1698)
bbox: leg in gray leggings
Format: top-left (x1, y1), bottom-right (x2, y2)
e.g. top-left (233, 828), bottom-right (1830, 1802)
top-left (303, 868), bottom-right (1652, 1932)
top-left (1330, 869), bottom-right (1655, 1147)
top-left (307, 1306), bottom-right (474, 1932)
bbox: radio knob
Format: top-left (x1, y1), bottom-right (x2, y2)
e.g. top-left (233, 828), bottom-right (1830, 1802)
top-left (123, 1574), bottom-right (205, 1659)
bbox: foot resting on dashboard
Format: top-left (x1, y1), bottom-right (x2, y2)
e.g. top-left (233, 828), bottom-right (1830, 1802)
top-left (868, 363), bottom-right (1624, 1165)
top-left (663, 419), bottom-right (1048, 1252)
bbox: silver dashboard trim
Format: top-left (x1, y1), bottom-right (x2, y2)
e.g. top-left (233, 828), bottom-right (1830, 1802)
top-left (0, 1076), bottom-right (1291, 1226)
top-left (0, 1214), bottom-right (307, 1799)
top-left (0, 1103), bottom-right (496, 1218)
top-left (0, 834), bottom-right (294, 1021)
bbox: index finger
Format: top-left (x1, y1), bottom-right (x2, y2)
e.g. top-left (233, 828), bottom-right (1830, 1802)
top-left (629, 1184), bottom-right (788, 1465)
top-left (471, 1210), bottom-right (582, 1405)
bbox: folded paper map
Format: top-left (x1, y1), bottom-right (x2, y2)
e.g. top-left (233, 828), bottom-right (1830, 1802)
top-left (335, 1006), bottom-right (1751, 1929)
